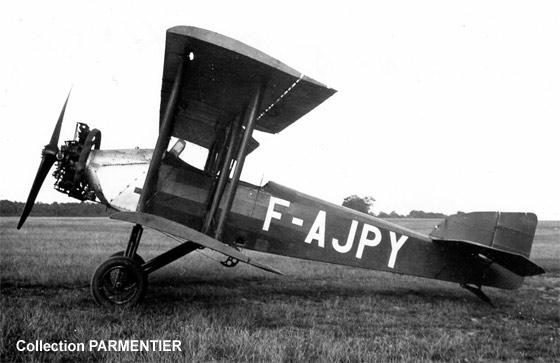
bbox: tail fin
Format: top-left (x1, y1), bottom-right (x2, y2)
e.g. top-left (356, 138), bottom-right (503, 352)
top-left (430, 212), bottom-right (544, 276)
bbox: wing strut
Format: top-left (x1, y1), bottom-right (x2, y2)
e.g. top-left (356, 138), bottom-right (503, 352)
top-left (213, 81), bottom-right (266, 240)
top-left (137, 52), bottom-right (190, 212)
top-left (201, 115), bottom-right (242, 234)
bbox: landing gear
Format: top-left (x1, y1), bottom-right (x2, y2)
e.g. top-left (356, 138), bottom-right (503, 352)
top-left (91, 222), bottom-right (200, 307)
top-left (110, 250), bottom-right (145, 265)
top-left (91, 256), bottom-right (147, 307)
top-left (91, 223), bottom-right (146, 307)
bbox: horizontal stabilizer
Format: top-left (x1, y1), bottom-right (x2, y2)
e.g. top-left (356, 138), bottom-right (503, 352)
top-left (430, 212), bottom-right (544, 276)
top-left (433, 239), bottom-right (544, 276)
top-left (111, 212), bottom-right (284, 275)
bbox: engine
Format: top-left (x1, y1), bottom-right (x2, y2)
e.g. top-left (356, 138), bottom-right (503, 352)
top-left (53, 122), bottom-right (101, 201)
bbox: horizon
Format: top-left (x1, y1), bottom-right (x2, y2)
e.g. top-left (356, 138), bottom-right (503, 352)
top-left (2, 200), bottom-right (559, 222)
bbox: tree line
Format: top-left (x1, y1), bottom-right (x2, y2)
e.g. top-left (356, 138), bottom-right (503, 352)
top-left (0, 200), bottom-right (109, 217)
top-left (342, 195), bottom-right (447, 218)
top-left (1, 197), bottom-right (447, 219)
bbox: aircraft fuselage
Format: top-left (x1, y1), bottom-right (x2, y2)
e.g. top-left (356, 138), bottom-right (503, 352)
top-left (85, 149), bottom-right (522, 290)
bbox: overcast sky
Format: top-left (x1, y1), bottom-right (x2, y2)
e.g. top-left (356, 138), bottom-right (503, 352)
top-left (1, 1), bottom-right (558, 219)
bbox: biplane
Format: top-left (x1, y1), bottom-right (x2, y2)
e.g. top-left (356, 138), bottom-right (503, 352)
top-left (18, 26), bottom-right (544, 307)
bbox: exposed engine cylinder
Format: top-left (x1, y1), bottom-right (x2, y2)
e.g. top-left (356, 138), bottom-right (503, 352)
top-left (53, 122), bottom-right (101, 201)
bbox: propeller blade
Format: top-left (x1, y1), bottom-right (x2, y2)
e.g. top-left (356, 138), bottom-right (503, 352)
top-left (18, 90), bottom-right (71, 229)
top-left (49, 89), bottom-right (71, 148)
top-left (17, 153), bottom-right (57, 229)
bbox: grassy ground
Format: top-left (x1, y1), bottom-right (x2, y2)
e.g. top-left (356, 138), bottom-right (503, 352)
top-left (1, 217), bottom-right (558, 362)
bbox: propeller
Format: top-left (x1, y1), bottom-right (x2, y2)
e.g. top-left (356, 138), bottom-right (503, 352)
top-left (17, 91), bottom-right (71, 229)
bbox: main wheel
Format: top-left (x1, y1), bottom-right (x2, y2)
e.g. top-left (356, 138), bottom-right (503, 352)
top-left (91, 256), bottom-right (147, 307)
top-left (110, 250), bottom-right (145, 265)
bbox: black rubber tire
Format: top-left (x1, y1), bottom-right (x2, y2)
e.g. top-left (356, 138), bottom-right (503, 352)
top-left (91, 256), bottom-right (147, 307)
top-left (110, 250), bottom-right (145, 265)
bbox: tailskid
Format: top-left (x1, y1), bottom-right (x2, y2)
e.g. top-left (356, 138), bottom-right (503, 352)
top-left (460, 283), bottom-right (494, 307)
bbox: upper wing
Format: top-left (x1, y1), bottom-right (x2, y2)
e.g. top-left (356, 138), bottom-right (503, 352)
top-left (160, 26), bottom-right (337, 151)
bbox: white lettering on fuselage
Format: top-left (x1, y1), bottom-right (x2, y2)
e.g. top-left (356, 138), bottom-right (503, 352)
top-left (356, 223), bottom-right (382, 259)
top-left (291, 217), bottom-right (304, 226)
top-left (332, 220), bottom-right (358, 253)
top-left (263, 197), bottom-right (290, 231)
top-left (388, 231), bottom-right (408, 268)
top-left (305, 210), bottom-right (326, 247)
top-left (261, 196), bottom-right (408, 268)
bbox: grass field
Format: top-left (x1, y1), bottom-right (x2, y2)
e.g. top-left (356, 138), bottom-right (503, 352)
top-left (1, 217), bottom-right (558, 362)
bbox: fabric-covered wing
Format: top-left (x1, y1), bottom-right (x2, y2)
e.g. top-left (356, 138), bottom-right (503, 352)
top-left (160, 26), bottom-right (336, 152)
